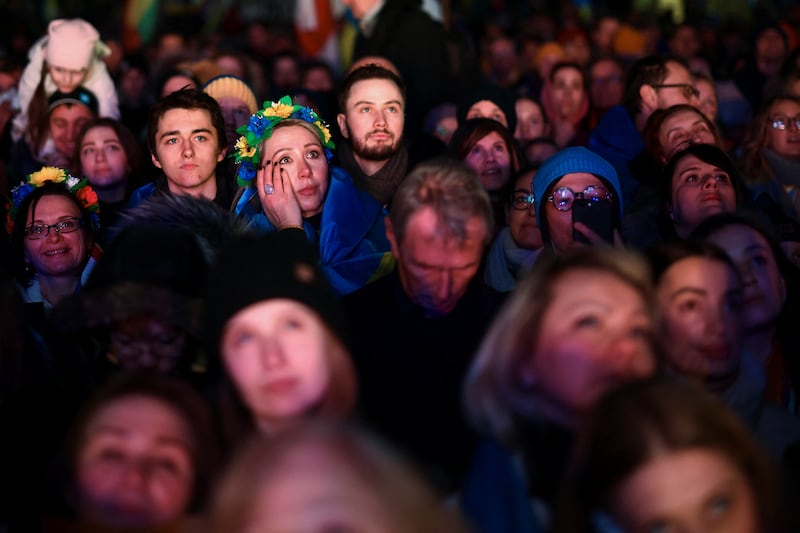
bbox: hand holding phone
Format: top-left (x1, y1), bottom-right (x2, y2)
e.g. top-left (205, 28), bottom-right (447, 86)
top-left (572, 198), bottom-right (615, 245)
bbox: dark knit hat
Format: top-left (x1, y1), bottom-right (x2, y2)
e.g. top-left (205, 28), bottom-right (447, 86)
top-left (47, 87), bottom-right (99, 114)
top-left (205, 232), bottom-right (345, 351)
top-left (457, 81), bottom-right (517, 133)
top-left (51, 224), bottom-right (208, 335)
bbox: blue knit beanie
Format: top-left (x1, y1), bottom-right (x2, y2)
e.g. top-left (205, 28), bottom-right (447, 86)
top-left (532, 146), bottom-right (622, 226)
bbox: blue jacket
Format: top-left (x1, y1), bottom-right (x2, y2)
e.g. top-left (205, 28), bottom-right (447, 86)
top-left (461, 438), bottom-right (542, 533)
top-left (234, 166), bottom-right (394, 296)
top-left (587, 105), bottom-right (644, 209)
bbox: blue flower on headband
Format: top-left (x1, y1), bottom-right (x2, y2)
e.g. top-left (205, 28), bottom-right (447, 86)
top-left (238, 160), bottom-right (256, 183)
top-left (11, 183), bottom-right (34, 207)
top-left (295, 106), bottom-right (316, 124)
top-left (247, 114), bottom-right (269, 137)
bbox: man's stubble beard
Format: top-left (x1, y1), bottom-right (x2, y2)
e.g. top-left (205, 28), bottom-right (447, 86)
top-left (351, 132), bottom-right (403, 162)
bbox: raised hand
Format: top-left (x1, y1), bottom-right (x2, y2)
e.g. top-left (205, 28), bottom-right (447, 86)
top-left (256, 159), bottom-right (304, 229)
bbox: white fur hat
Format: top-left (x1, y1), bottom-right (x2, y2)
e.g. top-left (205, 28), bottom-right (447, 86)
top-left (45, 18), bottom-right (105, 70)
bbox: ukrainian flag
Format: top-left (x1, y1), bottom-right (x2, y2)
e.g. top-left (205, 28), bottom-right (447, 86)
top-left (124, 0), bottom-right (159, 47)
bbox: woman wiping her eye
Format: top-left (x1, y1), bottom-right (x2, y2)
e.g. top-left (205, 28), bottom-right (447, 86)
top-left (231, 96), bottom-right (392, 296)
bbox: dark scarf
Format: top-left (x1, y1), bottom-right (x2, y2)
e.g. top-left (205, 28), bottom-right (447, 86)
top-left (763, 148), bottom-right (800, 188)
top-left (337, 141), bottom-right (408, 207)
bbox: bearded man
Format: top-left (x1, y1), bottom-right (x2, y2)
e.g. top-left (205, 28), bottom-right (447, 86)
top-left (336, 64), bottom-right (408, 207)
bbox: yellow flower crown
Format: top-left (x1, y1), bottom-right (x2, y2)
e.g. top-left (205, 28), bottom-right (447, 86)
top-left (6, 166), bottom-right (100, 235)
top-left (232, 95), bottom-right (335, 187)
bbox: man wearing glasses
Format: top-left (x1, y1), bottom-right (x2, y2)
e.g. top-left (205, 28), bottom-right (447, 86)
top-left (589, 54), bottom-right (698, 208)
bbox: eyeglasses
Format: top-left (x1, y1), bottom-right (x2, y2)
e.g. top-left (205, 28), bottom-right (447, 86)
top-left (651, 83), bottom-right (700, 99)
top-left (510, 189), bottom-right (535, 210)
top-left (24, 217), bottom-right (83, 240)
top-left (769, 114), bottom-right (800, 131)
top-left (547, 186), bottom-right (613, 211)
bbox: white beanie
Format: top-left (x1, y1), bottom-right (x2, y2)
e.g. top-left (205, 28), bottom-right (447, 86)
top-left (45, 18), bottom-right (103, 71)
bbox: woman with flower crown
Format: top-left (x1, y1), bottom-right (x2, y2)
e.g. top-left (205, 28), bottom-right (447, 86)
top-left (232, 96), bottom-right (394, 296)
top-left (7, 166), bottom-right (101, 309)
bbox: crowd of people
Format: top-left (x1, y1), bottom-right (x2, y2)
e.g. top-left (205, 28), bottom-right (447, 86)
top-left (2, 1), bottom-right (800, 532)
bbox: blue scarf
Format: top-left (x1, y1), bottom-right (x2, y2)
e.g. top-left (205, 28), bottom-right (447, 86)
top-left (484, 227), bottom-right (540, 292)
top-left (234, 166), bottom-right (394, 295)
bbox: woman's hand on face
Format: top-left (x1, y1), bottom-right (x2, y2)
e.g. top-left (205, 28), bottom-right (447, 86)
top-left (256, 160), bottom-right (304, 229)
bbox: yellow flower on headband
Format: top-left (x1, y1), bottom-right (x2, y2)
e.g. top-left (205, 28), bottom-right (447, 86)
top-left (315, 120), bottom-right (331, 145)
top-left (232, 95), bottom-right (335, 188)
top-left (28, 166), bottom-right (66, 187)
top-left (235, 137), bottom-right (256, 158)
top-left (264, 101), bottom-right (295, 118)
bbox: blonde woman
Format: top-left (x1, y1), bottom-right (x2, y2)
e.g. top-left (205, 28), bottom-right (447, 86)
top-left (461, 248), bottom-right (659, 532)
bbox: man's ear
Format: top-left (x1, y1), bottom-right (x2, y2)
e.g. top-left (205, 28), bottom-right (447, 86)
top-left (217, 146), bottom-right (227, 162)
top-left (337, 113), bottom-right (349, 139)
top-left (150, 152), bottom-right (162, 169)
top-left (639, 84), bottom-right (657, 114)
top-left (384, 215), bottom-right (400, 258)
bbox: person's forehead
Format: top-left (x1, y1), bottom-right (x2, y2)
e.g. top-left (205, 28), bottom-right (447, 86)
top-left (158, 107), bottom-right (214, 128)
top-left (402, 207), bottom-right (487, 246)
top-left (664, 61), bottom-right (690, 82)
top-left (50, 103), bottom-right (93, 119)
top-left (770, 100), bottom-right (800, 115)
top-left (348, 78), bottom-right (403, 103)
top-left (662, 110), bottom-right (704, 131)
top-left (592, 60), bottom-right (621, 75)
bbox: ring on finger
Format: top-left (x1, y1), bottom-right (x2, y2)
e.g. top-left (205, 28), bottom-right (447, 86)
top-left (264, 183), bottom-right (274, 195)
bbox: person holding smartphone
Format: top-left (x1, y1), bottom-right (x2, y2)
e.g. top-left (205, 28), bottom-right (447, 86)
top-left (532, 146), bottom-right (623, 255)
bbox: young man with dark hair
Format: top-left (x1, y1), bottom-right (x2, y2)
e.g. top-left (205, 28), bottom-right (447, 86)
top-left (130, 88), bottom-right (232, 208)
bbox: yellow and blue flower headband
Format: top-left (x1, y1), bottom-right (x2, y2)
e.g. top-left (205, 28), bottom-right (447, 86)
top-left (6, 166), bottom-right (100, 234)
top-left (233, 95), bottom-right (335, 188)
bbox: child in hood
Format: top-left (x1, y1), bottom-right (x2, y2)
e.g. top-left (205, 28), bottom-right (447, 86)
top-left (12, 18), bottom-right (119, 143)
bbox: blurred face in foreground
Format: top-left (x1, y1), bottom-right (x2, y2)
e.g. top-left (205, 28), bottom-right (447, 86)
top-left (612, 448), bottom-right (761, 533)
top-left (221, 299), bottom-right (332, 434)
top-left (655, 256), bottom-right (743, 386)
top-left (521, 267), bottom-right (656, 427)
top-left (76, 395), bottom-right (195, 529)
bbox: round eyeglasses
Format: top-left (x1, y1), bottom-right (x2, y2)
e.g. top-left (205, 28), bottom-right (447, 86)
top-left (547, 185), bottom-right (613, 211)
top-left (24, 217), bottom-right (84, 240)
top-left (769, 114), bottom-right (800, 131)
top-left (510, 189), bottom-right (535, 210)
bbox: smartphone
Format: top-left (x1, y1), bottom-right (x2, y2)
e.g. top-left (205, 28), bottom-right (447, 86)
top-left (572, 198), bottom-right (615, 244)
